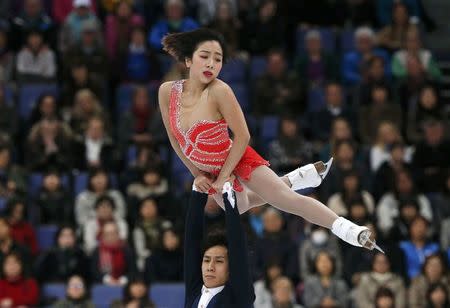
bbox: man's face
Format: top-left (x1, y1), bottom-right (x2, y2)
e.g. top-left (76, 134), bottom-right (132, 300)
top-left (202, 246), bottom-right (229, 288)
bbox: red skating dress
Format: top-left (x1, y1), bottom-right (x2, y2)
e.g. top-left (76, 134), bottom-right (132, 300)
top-left (168, 80), bottom-right (269, 194)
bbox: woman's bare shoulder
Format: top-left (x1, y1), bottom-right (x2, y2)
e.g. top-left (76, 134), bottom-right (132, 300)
top-left (158, 80), bottom-right (175, 96)
top-left (208, 79), bottom-right (233, 98)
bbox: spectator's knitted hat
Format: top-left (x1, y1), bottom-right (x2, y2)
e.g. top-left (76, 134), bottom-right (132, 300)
top-left (73, 0), bottom-right (91, 8)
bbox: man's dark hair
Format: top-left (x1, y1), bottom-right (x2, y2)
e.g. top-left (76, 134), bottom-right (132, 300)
top-left (202, 229), bottom-right (228, 256)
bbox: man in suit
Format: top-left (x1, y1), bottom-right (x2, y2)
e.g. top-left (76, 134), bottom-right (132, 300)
top-left (184, 182), bottom-right (255, 308)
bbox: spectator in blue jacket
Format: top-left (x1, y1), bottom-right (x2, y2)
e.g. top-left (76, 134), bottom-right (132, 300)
top-left (148, 0), bottom-right (198, 51)
top-left (399, 216), bottom-right (439, 280)
top-left (10, 0), bottom-right (54, 50)
top-left (341, 26), bottom-right (390, 86)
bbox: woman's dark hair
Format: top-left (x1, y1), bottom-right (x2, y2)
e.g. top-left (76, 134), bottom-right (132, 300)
top-left (94, 194), bottom-right (116, 210)
top-left (263, 258), bottom-right (282, 289)
top-left (3, 198), bottom-right (27, 220)
top-left (87, 168), bottom-right (110, 192)
top-left (202, 229), bottom-right (228, 257)
top-left (1, 252), bottom-right (24, 278)
top-left (162, 28), bottom-right (228, 63)
top-left (421, 253), bottom-right (448, 276)
top-left (371, 252), bottom-right (391, 271)
top-left (375, 287), bottom-right (395, 308)
top-left (65, 274), bottom-right (91, 300)
top-left (122, 278), bottom-right (154, 306)
top-left (30, 93), bottom-right (59, 124)
top-left (426, 282), bottom-right (450, 308)
top-left (340, 169), bottom-right (362, 194)
top-left (140, 166), bottom-right (161, 183)
top-left (54, 224), bottom-right (77, 246)
top-left (312, 251), bottom-right (336, 276)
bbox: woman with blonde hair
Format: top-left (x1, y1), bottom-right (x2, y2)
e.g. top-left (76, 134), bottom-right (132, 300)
top-left (370, 121), bottom-right (405, 172)
top-left (70, 89), bottom-right (106, 136)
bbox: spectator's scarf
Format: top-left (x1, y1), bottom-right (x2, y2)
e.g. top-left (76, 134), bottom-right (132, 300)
top-left (132, 103), bottom-right (151, 133)
top-left (98, 240), bottom-right (126, 279)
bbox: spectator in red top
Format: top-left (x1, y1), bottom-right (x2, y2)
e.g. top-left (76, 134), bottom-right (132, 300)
top-left (105, 0), bottom-right (144, 62)
top-left (91, 221), bottom-right (135, 286)
top-left (0, 252), bottom-right (39, 307)
top-left (4, 200), bottom-right (39, 255)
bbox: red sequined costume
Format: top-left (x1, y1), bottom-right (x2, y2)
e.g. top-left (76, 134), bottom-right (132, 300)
top-left (169, 80), bottom-right (269, 193)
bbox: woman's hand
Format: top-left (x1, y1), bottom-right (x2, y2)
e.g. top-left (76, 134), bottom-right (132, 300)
top-left (193, 173), bottom-right (213, 193)
top-left (211, 174), bottom-right (235, 194)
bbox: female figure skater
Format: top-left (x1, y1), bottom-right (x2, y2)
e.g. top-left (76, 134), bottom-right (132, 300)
top-left (159, 28), bottom-right (379, 250)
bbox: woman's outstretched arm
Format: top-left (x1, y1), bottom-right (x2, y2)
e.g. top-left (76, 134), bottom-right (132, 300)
top-left (159, 81), bottom-right (203, 177)
top-left (210, 81), bottom-right (250, 191)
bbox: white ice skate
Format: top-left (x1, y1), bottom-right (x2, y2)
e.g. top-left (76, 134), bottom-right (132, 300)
top-left (286, 157), bottom-right (333, 191)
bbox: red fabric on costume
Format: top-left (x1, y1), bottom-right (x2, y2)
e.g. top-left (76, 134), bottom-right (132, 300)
top-left (168, 80), bottom-right (269, 194)
top-left (9, 221), bottom-right (39, 255)
top-left (98, 240), bottom-right (126, 279)
top-left (0, 277), bottom-right (39, 307)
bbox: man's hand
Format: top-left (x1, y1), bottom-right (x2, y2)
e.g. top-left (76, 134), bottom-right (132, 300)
top-left (193, 173), bottom-right (213, 193)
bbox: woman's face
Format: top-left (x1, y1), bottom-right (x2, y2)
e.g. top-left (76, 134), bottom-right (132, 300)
top-left (430, 286), bottom-right (447, 306)
top-left (410, 218), bottom-right (427, 241)
top-left (3, 256), bottom-right (22, 278)
top-left (393, 5), bottom-right (409, 25)
top-left (316, 253), bottom-right (333, 276)
top-left (217, 2), bottom-right (231, 20)
top-left (343, 175), bottom-right (358, 192)
top-left (91, 173), bottom-right (108, 192)
top-left (117, 1), bottom-right (132, 19)
top-left (420, 88), bottom-right (437, 109)
top-left (43, 174), bottom-right (60, 191)
top-left (11, 203), bottom-right (25, 221)
top-left (40, 96), bottom-right (56, 116)
top-left (163, 230), bottom-right (180, 251)
top-left (130, 29), bottom-right (146, 46)
top-left (134, 88), bottom-right (149, 109)
top-left (349, 204), bottom-right (367, 222)
top-left (336, 143), bottom-right (354, 162)
top-left (78, 95), bottom-right (94, 113)
top-left (143, 171), bottom-right (160, 186)
top-left (281, 119), bottom-right (297, 137)
top-left (129, 282), bottom-right (147, 299)
top-left (96, 202), bottom-right (114, 221)
top-left (58, 228), bottom-right (76, 249)
top-left (376, 295), bottom-right (394, 308)
top-left (140, 200), bottom-right (158, 219)
top-left (378, 123), bottom-right (399, 145)
top-left (396, 172), bottom-right (413, 194)
top-left (186, 41), bottom-right (223, 84)
top-left (425, 257), bottom-right (444, 282)
top-left (333, 120), bottom-right (351, 140)
top-left (67, 276), bottom-right (86, 300)
top-left (400, 204), bottom-right (418, 223)
top-left (373, 254), bottom-right (390, 273)
top-left (267, 265), bottom-right (282, 282)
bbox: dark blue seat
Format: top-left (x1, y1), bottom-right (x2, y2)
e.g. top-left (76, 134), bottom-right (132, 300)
top-left (92, 284), bottom-right (122, 307)
top-left (260, 116), bottom-right (280, 144)
top-left (150, 283), bottom-right (185, 308)
top-left (28, 173), bottom-right (70, 197)
top-left (42, 283), bottom-right (65, 302)
top-left (296, 28), bottom-right (336, 53)
top-left (37, 225), bottom-right (58, 251)
top-left (230, 83), bottom-right (250, 113)
top-left (219, 59), bottom-right (247, 84)
top-left (249, 56), bottom-right (267, 80)
top-left (2, 84), bottom-right (14, 106)
top-left (307, 86), bottom-right (326, 113)
top-left (157, 54), bottom-right (175, 75)
top-left (340, 29), bottom-right (355, 53)
top-left (0, 197), bottom-right (6, 213)
top-left (18, 83), bottom-right (59, 119)
top-left (73, 172), bottom-right (118, 195)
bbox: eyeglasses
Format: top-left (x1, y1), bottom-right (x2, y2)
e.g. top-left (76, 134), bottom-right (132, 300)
top-left (68, 283), bottom-right (85, 289)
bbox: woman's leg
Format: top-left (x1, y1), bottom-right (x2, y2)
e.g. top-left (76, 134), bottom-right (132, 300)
top-left (244, 165), bottom-right (338, 228)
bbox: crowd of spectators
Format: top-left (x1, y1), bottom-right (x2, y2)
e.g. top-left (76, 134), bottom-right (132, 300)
top-left (0, 0), bottom-right (449, 307)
